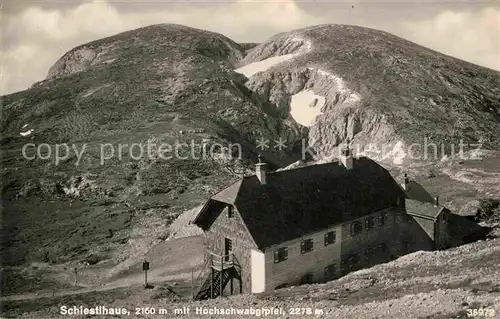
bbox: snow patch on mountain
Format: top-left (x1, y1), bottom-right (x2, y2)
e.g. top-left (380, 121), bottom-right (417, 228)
top-left (290, 89), bottom-right (326, 126)
top-left (235, 36), bottom-right (312, 78)
top-left (386, 141), bottom-right (407, 165)
top-left (234, 54), bottom-right (296, 78)
top-left (20, 129), bottom-right (34, 137)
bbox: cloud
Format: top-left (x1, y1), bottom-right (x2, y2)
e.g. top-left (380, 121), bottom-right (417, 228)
top-left (1, 0), bottom-right (325, 95)
top-left (399, 6), bottom-right (500, 71)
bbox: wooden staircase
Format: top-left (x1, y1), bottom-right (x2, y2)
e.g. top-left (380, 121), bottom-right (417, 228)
top-left (192, 251), bottom-right (241, 300)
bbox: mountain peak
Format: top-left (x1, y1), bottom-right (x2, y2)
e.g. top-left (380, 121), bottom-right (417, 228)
top-left (238, 23), bottom-right (500, 159)
top-left (46, 23), bottom-right (245, 80)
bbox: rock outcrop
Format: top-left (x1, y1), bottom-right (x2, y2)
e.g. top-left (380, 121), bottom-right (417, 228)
top-left (238, 24), bottom-right (500, 163)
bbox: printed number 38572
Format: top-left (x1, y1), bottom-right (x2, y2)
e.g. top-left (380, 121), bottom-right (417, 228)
top-left (467, 308), bottom-right (496, 317)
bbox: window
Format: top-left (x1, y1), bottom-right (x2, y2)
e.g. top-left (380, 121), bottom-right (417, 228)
top-left (300, 239), bottom-right (314, 254)
top-left (365, 216), bottom-right (375, 231)
top-left (350, 221), bottom-right (363, 236)
top-left (324, 231), bottom-right (336, 246)
top-left (274, 247), bottom-right (288, 263)
top-left (225, 238), bottom-right (233, 251)
top-left (324, 264), bottom-right (336, 280)
top-left (227, 205), bottom-right (234, 218)
top-left (379, 212), bottom-right (388, 226)
top-left (224, 238), bottom-right (232, 261)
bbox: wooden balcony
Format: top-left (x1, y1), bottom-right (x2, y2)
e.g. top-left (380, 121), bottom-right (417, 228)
top-left (208, 250), bottom-right (236, 271)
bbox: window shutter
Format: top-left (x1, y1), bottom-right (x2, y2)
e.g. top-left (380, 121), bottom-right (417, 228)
top-left (324, 233), bottom-right (328, 246)
top-left (300, 241), bottom-right (305, 254)
top-left (274, 250), bottom-right (279, 263)
top-left (283, 247), bottom-right (288, 260)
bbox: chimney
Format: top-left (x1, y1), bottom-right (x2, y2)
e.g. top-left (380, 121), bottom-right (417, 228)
top-left (256, 155), bottom-right (267, 185)
top-left (402, 173), bottom-right (410, 191)
top-left (340, 138), bottom-right (353, 170)
top-left (434, 196), bottom-right (439, 206)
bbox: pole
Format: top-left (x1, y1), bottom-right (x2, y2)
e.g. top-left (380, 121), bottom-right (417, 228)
top-left (142, 260), bottom-right (150, 288)
top-left (74, 267), bottom-right (78, 287)
top-left (210, 268), bottom-right (214, 298)
top-left (230, 277), bottom-right (233, 295)
top-left (191, 269), bottom-right (194, 299)
top-left (220, 255), bottom-right (223, 297)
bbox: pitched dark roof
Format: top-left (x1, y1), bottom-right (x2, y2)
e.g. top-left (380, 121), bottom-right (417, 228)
top-left (212, 179), bottom-right (242, 204)
top-left (404, 180), bottom-right (434, 203)
top-left (405, 198), bottom-right (444, 220)
top-left (194, 157), bottom-right (406, 249)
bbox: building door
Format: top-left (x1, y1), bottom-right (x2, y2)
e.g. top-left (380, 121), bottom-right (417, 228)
top-left (224, 238), bottom-right (232, 262)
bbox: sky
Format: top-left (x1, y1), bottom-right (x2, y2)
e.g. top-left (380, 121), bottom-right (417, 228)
top-left (1, 0), bottom-right (499, 95)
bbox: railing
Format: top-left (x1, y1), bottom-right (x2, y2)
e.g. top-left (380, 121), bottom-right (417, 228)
top-left (191, 250), bottom-right (241, 299)
top-left (207, 250), bottom-right (235, 269)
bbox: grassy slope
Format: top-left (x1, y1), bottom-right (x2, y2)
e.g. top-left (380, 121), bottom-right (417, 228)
top-left (0, 24), bottom-right (303, 294)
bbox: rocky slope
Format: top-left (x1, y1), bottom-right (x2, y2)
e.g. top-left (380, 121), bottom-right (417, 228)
top-left (240, 24), bottom-right (500, 163)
